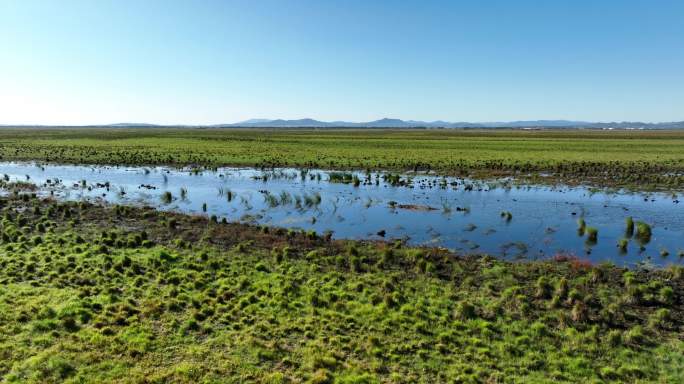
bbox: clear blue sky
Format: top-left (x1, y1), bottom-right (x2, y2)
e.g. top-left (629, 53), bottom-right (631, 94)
top-left (1, 0), bottom-right (683, 125)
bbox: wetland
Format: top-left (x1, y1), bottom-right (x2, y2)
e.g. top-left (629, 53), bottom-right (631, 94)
top-left (1, 128), bottom-right (683, 383)
top-left (1, 162), bottom-right (682, 268)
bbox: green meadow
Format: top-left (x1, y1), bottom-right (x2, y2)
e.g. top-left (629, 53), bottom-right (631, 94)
top-left (1, 128), bottom-right (684, 188)
top-left (0, 194), bottom-right (682, 383)
top-left (1, 128), bottom-right (683, 383)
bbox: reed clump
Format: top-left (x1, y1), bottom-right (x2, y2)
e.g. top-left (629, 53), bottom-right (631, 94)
top-left (635, 221), bottom-right (652, 243)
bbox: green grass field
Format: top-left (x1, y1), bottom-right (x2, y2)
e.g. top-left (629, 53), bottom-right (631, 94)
top-left (1, 128), bottom-right (684, 188)
top-left (1, 129), bottom-right (684, 382)
top-left (0, 194), bottom-right (682, 383)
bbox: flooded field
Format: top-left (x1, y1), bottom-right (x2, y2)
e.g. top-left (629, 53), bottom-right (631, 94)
top-left (2, 162), bottom-right (682, 267)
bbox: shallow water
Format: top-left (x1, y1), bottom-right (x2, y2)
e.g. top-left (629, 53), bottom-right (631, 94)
top-left (2, 162), bottom-right (683, 268)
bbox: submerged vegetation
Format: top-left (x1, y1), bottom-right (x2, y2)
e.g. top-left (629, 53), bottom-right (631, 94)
top-left (1, 128), bottom-right (684, 189)
top-left (0, 194), bottom-right (682, 382)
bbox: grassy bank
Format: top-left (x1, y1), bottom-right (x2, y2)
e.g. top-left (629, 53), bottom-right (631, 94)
top-left (0, 193), bottom-right (682, 383)
top-left (1, 128), bottom-right (684, 189)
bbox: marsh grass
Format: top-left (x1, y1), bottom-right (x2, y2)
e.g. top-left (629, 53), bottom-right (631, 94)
top-left (617, 238), bottom-right (629, 252)
top-left (278, 190), bottom-right (292, 205)
top-left (635, 221), bottom-right (652, 244)
top-left (585, 227), bottom-right (598, 241)
top-left (352, 175), bottom-right (360, 187)
top-left (263, 192), bottom-right (278, 208)
top-left (0, 195), bottom-right (682, 383)
top-left (328, 172), bottom-right (353, 184)
top-left (161, 191), bottom-right (173, 204)
top-left (577, 217), bottom-right (586, 236)
top-left (302, 192), bottom-right (321, 208)
top-left (625, 216), bottom-right (634, 237)
top-left (2, 128), bottom-right (684, 190)
top-left (239, 195), bottom-right (252, 210)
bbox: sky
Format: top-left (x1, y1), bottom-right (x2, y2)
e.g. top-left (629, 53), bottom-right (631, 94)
top-left (1, 0), bottom-right (683, 125)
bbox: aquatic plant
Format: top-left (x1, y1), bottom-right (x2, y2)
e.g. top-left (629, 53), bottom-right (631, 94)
top-left (278, 191), bottom-right (292, 205)
top-left (577, 218), bottom-right (586, 236)
top-left (383, 174), bottom-right (403, 186)
top-left (585, 227), bottom-right (598, 243)
top-left (239, 196), bottom-right (252, 210)
top-left (328, 172), bottom-right (353, 184)
top-left (161, 191), bottom-right (173, 204)
top-left (263, 192), bottom-right (278, 208)
top-left (635, 221), bottom-right (652, 243)
top-left (303, 192), bottom-right (321, 207)
top-left (617, 238), bottom-right (629, 252)
top-left (352, 175), bottom-right (360, 187)
top-left (625, 216), bottom-right (634, 237)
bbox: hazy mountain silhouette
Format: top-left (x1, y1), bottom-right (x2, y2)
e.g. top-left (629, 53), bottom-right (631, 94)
top-left (3, 119), bottom-right (683, 129)
top-left (225, 118), bottom-right (684, 129)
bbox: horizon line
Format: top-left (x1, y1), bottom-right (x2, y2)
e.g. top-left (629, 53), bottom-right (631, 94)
top-left (2, 117), bottom-right (684, 127)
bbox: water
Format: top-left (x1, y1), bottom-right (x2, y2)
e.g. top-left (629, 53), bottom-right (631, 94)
top-left (2, 162), bottom-right (683, 268)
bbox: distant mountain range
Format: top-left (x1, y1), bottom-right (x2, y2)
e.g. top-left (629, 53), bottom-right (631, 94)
top-left (215, 118), bottom-right (684, 129)
top-left (4, 119), bottom-right (684, 129)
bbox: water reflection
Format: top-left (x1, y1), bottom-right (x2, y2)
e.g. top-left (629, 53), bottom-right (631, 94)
top-left (1, 162), bottom-right (682, 268)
